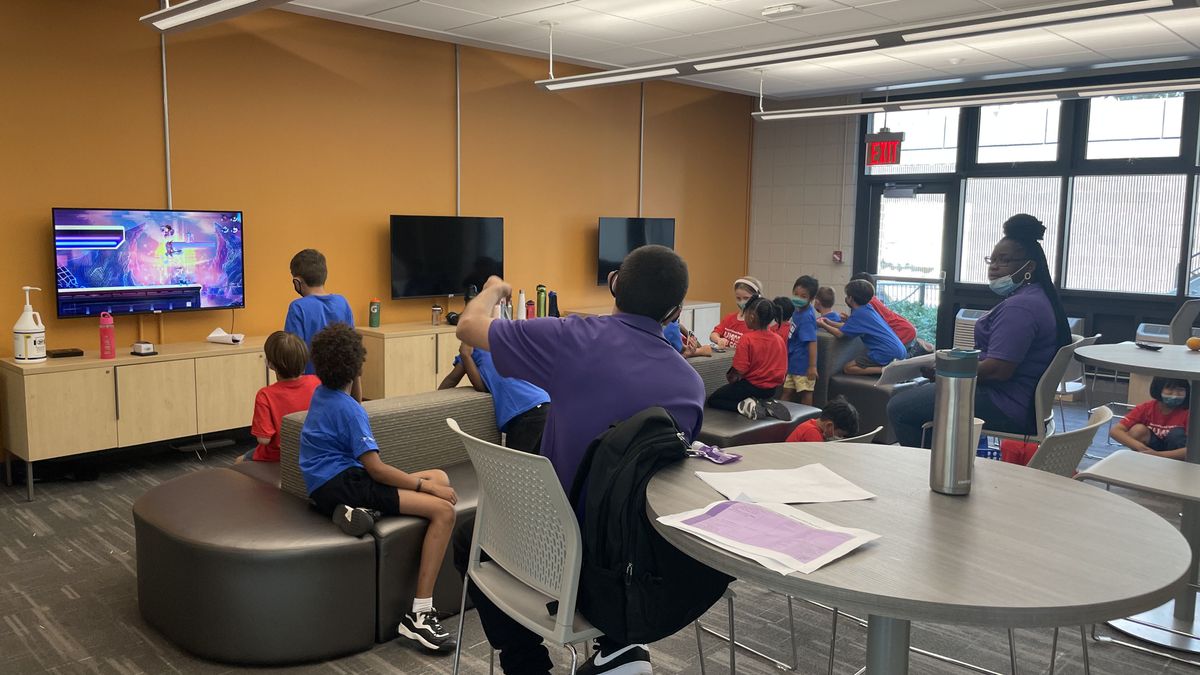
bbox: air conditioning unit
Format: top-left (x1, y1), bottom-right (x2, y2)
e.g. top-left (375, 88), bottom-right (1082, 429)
top-left (1137, 322), bottom-right (1200, 344)
top-left (953, 309), bottom-right (989, 349)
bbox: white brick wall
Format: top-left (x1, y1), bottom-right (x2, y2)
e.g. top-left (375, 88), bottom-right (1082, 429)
top-left (749, 100), bottom-right (860, 301)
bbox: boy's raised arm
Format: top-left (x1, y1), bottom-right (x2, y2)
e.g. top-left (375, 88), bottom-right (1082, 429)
top-left (456, 276), bottom-right (511, 351)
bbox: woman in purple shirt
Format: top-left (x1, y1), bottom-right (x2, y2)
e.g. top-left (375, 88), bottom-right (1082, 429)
top-left (888, 214), bottom-right (1072, 447)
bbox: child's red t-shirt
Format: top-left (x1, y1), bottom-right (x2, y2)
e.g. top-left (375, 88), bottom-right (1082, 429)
top-left (714, 312), bottom-right (749, 347)
top-left (786, 418), bottom-right (825, 443)
top-left (250, 375), bottom-right (320, 462)
top-left (733, 329), bottom-right (787, 389)
top-left (1120, 400), bottom-right (1188, 441)
top-left (772, 320), bottom-right (791, 340)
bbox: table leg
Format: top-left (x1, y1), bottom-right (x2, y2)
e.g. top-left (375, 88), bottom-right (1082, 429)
top-left (1179, 384), bottom-right (1200, 618)
top-left (25, 459), bottom-right (33, 502)
top-left (866, 615), bottom-right (909, 674)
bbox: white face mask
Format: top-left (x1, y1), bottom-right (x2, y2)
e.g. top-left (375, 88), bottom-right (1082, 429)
top-left (989, 262), bottom-right (1032, 297)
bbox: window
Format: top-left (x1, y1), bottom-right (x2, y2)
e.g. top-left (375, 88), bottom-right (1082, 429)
top-left (1064, 175), bottom-right (1187, 295)
top-left (866, 108), bottom-right (959, 175)
top-left (1086, 93), bottom-right (1184, 160)
top-left (977, 101), bottom-right (1060, 163)
top-left (960, 177), bottom-right (1062, 284)
top-left (877, 192), bottom-right (945, 279)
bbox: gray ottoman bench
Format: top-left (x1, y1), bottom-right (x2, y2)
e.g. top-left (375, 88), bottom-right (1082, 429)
top-left (697, 401), bottom-right (821, 447)
top-left (134, 468), bottom-right (376, 665)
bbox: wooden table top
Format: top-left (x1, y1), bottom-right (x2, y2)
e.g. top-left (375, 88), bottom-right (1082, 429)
top-left (1076, 342), bottom-right (1200, 380)
top-left (646, 442), bottom-right (1190, 627)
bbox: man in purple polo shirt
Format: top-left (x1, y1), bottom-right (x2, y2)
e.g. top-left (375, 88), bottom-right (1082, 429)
top-left (456, 244), bottom-right (703, 675)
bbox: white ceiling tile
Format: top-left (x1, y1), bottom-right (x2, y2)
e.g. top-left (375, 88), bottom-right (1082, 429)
top-left (450, 18), bottom-right (551, 43)
top-left (1048, 15), bottom-right (1185, 49)
top-left (640, 32), bottom-right (745, 56)
top-left (514, 30), bottom-right (624, 57)
top-left (1151, 7), bottom-right (1200, 48)
top-left (505, 3), bottom-right (609, 26)
top-left (426, 0), bottom-right (569, 16)
top-left (310, 0), bottom-right (414, 14)
top-left (588, 45), bottom-right (679, 66)
top-left (771, 8), bottom-right (893, 37)
top-left (979, 0), bottom-right (1092, 8)
top-left (1089, 44), bottom-right (1200, 61)
top-left (962, 27), bottom-right (1094, 59)
top-left (549, 11), bottom-right (687, 42)
top-left (370, 1), bottom-right (493, 29)
top-left (811, 52), bottom-right (942, 76)
top-left (573, 0), bottom-right (703, 20)
top-left (883, 42), bottom-right (1007, 69)
top-left (637, 5), bottom-right (760, 32)
top-left (1008, 52), bottom-right (1105, 67)
top-left (859, 0), bottom-right (996, 23)
top-left (706, 0), bottom-right (846, 21)
top-left (699, 21), bottom-right (810, 47)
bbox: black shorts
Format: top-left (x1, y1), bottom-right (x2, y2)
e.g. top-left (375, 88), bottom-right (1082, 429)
top-left (854, 353), bottom-right (887, 369)
top-left (310, 466), bottom-right (401, 518)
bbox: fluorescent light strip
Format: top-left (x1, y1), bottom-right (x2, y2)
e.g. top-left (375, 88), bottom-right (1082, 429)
top-left (903, 0), bottom-right (1172, 42)
top-left (543, 68), bottom-right (680, 91)
top-left (897, 93), bottom-right (1057, 110)
top-left (759, 106), bottom-right (885, 121)
top-left (140, 0), bottom-right (288, 32)
top-left (693, 39), bottom-right (878, 72)
top-left (1087, 82), bottom-right (1200, 97)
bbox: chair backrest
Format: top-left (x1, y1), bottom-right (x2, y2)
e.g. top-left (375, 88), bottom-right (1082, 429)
top-left (1032, 334), bottom-right (1087, 439)
top-left (1027, 406), bottom-right (1114, 477)
top-left (830, 425), bottom-right (883, 444)
top-left (1170, 299), bottom-right (1200, 345)
top-left (446, 418), bottom-right (584, 637)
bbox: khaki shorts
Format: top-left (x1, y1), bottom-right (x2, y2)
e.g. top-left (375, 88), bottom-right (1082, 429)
top-left (783, 374), bottom-right (815, 392)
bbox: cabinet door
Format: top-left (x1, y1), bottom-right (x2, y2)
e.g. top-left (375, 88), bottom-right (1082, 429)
top-left (678, 309), bottom-right (695, 334)
top-left (435, 332), bottom-right (470, 388)
top-left (692, 306), bottom-right (723, 345)
top-left (117, 360), bottom-right (198, 446)
top-left (196, 352), bottom-right (269, 434)
top-left (22, 368), bottom-right (118, 460)
top-left (360, 334), bottom-right (386, 400)
top-left (384, 334), bottom-right (437, 397)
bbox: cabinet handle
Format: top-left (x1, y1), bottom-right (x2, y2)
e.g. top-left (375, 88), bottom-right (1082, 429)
top-left (113, 368), bottom-right (120, 420)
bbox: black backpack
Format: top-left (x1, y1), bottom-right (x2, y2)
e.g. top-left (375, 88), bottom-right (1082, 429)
top-left (568, 407), bottom-right (733, 645)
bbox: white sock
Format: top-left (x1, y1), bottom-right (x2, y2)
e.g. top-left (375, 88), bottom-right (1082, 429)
top-left (412, 597), bottom-right (433, 615)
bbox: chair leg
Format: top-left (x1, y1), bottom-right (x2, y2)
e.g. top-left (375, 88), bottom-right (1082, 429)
top-left (695, 621), bottom-right (708, 675)
top-left (453, 577), bottom-right (470, 675)
top-left (1079, 625), bottom-right (1090, 675)
top-left (828, 606), bottom-right (839, 675)
top-left (1008, 628), bottom-right (1018, 674)
top-left (1048, 627), bottom-right (1058, 674)
top-left (489, 647), bottom-right (495, 675)
top-left (787, 595), bottom-right (799, 671)
top-left (727, 593), bottom-right (737, 674)
top-left (567, 642), bottom-right (580, 675)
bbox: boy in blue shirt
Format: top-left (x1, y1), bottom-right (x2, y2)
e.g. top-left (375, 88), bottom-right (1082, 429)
top-left (819, 279), bottom-right (907, 376)
top-left (284, 249), bottom-right (361, 400)
top-left (782, 275), bottom-right (819, 405)
top-left (300, 323), bottom-right (457, 654)
top-left (814, 286), bottom-right (843, 323)
top-left (438, 343), bottom-right (550, 454)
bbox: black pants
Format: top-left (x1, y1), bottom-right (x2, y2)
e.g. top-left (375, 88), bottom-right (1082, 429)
top-left (887, 382), bottom-right (1031, 449)
top-left (707, 378), bottom-right (776, 412)
top-left (453, 403), bottom-right (615, 675)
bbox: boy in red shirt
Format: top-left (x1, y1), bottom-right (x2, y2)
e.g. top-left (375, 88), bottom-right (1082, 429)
top-left (706, 298), bottom-right (787, 419)
top-left (237, 331), bottom-right (320, 463)
top-left (1110, 377), bottom-right (1189, 460)
top-left (786, 396), bottom-right (860, 442)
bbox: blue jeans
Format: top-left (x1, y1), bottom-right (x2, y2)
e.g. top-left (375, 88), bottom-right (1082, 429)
top-left (887, 382), bottom-right (1031, 449)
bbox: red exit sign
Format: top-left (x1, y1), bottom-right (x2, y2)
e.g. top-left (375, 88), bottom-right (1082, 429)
top-left (865, 131), bottom-right (905, 166)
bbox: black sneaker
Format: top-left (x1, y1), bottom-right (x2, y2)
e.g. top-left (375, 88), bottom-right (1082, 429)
top-left (398, 610), bottom-right (456, 653)
top-left (763, 399), bottom-right (790, 421)
top-left (332, 505), bottom-right (379, 538)
top-left (577, 643), bottom-right (652, 675)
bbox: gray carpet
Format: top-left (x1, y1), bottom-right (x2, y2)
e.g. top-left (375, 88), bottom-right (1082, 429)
top-left (0, 395), bottom-right (1195, 674)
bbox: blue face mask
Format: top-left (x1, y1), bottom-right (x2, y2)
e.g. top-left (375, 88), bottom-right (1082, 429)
top-left (1163, 395), bottom-right (1186, 408)
top-left (736, 300), bottom-right (748, 310)
top-left (791, 297), bottom-right (809, 309)
top-left (989, 263), bottom-right (1032, 297)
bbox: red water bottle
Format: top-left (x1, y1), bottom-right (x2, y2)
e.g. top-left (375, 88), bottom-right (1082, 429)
top-left (99, 312), bottom-right (116, 359)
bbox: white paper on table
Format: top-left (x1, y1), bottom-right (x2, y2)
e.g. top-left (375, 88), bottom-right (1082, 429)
top-left (658, 500), bottom-right (880, 575)
top-left (696, 463), bottom-right (875, 504)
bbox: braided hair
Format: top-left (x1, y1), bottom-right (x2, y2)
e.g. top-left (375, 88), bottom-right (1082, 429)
top-left (1002, 214), bottom-right (1071, 348)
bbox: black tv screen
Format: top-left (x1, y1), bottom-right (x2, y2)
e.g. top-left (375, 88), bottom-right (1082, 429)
top-left (390, 215), bottom-right (504, 299)
top-left (597, 217), bottom-right (675, 285)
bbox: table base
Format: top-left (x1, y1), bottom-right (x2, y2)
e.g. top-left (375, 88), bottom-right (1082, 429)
top-left (1107, 592), bottom-right (1200, 654)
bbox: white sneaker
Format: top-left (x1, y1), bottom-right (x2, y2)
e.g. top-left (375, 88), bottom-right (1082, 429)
top-left (736, 398), bottom-right (760, 420)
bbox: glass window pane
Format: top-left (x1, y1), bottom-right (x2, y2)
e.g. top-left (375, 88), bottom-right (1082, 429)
top-left (877, 192), bottom-right (944, 279)
top-left (959, 177), bottom-right (1062, 284)
top-left (1187, 185), bottom-right (1200, 297)
top-left (866, 109), bottom-right (958, 175)
top-left (1065, 175), bottom-right (1186, 295)
top-left (977, 101), bottom-right (1060, 163)
top-left (1086, 93), bottom-right (1184, 159)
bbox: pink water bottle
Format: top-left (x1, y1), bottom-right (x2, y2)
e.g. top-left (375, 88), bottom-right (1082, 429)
top-left (99, 312), bottom-right (116, 359)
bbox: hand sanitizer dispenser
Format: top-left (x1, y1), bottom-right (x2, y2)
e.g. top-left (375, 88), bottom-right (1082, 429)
top-left (13, 286), bottom-right (46, 364)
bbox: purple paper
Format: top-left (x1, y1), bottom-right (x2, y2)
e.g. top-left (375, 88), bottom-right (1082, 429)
top-left (681, 501), bottom-right (854, 564)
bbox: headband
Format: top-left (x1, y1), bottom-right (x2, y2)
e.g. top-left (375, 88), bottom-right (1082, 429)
top-left (733, 277), bottom-right (761, 294)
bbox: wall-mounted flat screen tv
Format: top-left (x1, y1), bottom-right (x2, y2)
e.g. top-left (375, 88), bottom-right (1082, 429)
top-left (53, 208), bottom-right (245, 318)
top-left (597, 217), bottom-right (675, 285)
top-left (390, 215), bottom-right (504, 299)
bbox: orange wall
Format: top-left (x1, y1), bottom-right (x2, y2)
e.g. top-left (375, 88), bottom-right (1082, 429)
top-left (0, 1), bottom-right (751, 356)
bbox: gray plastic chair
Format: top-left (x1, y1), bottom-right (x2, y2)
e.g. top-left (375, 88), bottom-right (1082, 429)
top-left (1170, 299), bottom-right (1200, 345)
top-left (829, 426), bottom-right (883, 444)
top-left (1027, 406), bottom-right (1113, 478)
top-left (447, 419), bottom-right (602, 675)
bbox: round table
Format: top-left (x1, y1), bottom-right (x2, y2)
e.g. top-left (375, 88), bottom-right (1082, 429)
top-left (1077, 342), bottom-right (1200, 651)
top-left (646, 442), bottom-right (1190, 674)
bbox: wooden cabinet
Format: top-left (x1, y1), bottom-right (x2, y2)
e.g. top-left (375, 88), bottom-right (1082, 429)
top-left (196, 352), bottom-right (268, 434)
top-left (690, 304), bottom-right (723, 345)
top-left (3, 367), bottom-right (118, 461)
top-left (436, 331), bottom-right (470, 388)
top-left (384, 334), bottom-right (437, 397)
top-left (116, 359), bottom-right (198, 447)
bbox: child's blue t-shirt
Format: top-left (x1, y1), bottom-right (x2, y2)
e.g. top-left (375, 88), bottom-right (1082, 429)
top-left (454, 349), bottom-right (550, 432)
top-left (787, 308), bottom-right (818, 374)
top-left (299, 385), bottom-right (379, 494)
top-left (841, 304), bottom-right (907, 366)
top-left (822, 311), bottom-right (841, 323)
top-left (284, 294), bottom-right (356, 374)
top-left (663, 320), bottom-right (684, 353)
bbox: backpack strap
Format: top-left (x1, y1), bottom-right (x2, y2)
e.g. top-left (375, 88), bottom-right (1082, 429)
top-left (569, 435), bottom-right (604, 507)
